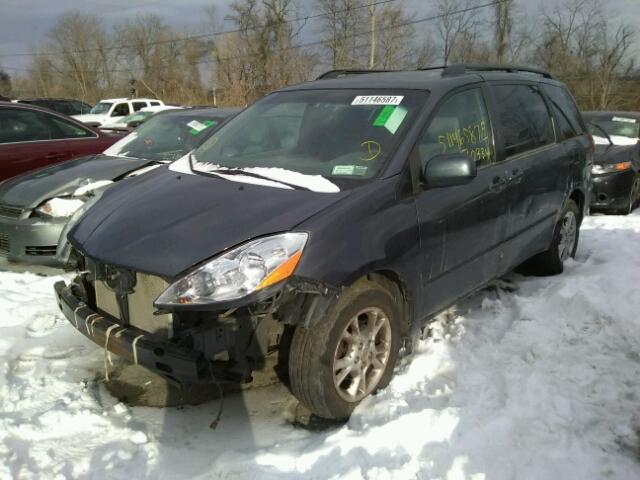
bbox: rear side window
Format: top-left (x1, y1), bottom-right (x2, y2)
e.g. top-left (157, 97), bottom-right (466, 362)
top-left (49, 116), bottom-right (95, 139)
top-left (542, 84), bottom-right (585, 137)
top-left (491, 84), bottom-right (553, 157)
top-left (150, 101), bottom-right (161, 106)
top-left (112, 103), bottom-right (130, 117)
top-left (0, 109), bottom-right (53, 143)
top-left (132, 101), bottom-right (148, 112)
top-left (416, 88), bottom-right (494, 168)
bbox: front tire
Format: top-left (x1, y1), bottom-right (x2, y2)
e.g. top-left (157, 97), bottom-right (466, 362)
top-left (616, 174), bottom-right (640, 215)
top-left (531, 199), bottom-right (580, 275)
top-left (288, 280), bottom-right (402, 420)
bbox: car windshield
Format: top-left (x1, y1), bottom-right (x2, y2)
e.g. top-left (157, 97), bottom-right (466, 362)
top-left (190, 89), bottom-right (427, 189)
top-left (587, 115), bottom-right (640, 145)
top-left (90, 102), bottom-right (112, 115)
top-left (102, 112), bottom-right (223, 161)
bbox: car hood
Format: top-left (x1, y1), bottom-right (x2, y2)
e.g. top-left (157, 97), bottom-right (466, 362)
top-left (73, 113), bottom-right (107, 124)
top-left (69, 167), bottom-right (351, 278)
top-left (0, 155), bottom-right (155, 208)
top-left (594, 144), bottom-right (636, 165)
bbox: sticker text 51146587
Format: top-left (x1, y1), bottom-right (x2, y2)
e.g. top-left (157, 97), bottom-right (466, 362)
top-left (352, 95), bottom-right (404, 106)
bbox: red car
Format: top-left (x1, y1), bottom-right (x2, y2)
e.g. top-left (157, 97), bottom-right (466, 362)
top-left (0, 102), bottom-right (118, 181)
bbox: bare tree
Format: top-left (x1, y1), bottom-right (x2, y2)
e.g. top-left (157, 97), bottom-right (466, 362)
top-left (494, 0), bottom-right (513, 63)
top-left (315, 0), bottom-right (368, 69)
top-left (432, 0), bottom-right (480, 66)
top-left (536, 0), bottom-right (635, 109)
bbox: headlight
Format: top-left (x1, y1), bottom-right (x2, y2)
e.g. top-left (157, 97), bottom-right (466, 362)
top-left (35, 197), bottom-right (86, 218)
top-left (155, 232), bottom-right (308, 306)
top-left (592, 162), bottom-right (632, 174)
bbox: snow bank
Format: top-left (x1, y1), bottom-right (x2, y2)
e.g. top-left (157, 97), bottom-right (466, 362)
top-left (1, 213), bottom-right (640, 478)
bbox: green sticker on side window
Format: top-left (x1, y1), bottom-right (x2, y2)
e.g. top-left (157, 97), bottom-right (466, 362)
top-left (372, 105), bottom-right (407, 134)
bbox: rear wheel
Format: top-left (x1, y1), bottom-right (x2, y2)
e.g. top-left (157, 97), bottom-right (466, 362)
top-left (288, 280), bottom-right (402, 420)
top-left (530, 199), bottom-right (580, 275)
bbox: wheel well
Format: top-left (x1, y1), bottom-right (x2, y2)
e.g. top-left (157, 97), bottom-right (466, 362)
top-left (569, 189), bottom-right (585, 223)
top-left (365, 270), bottom-right (412, 335)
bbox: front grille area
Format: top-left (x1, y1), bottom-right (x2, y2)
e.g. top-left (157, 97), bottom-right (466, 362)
top-left (0, 233), bottom-right (9, 256)
top-left (0, 204), bottom-right (23, 218)
top-left (25, 245), bottom-right (57, 256)
top-left (94, 268), bottom-right (173, 338)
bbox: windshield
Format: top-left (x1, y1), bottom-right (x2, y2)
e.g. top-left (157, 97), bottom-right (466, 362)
top-left (191, 90), bottom-right (427, 188)
top-left (102, 112), bottom-right (223, 161)
top-left (586, 115), bottom-right (640, 145)
top-left (90, 102), bottom-right (112, 115)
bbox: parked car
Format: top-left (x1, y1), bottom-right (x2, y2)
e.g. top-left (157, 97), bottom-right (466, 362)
top-left (0, 107), bottom-right (239, 268)
top-left (73, 98), bottom-right (164, 127)
top-left (54, 65), bottom-right (590, 420)
top-left (583, 111), bottom-right (640, 214)
top-left (0, 101), bottom-right (118, 181)
top-left (99, 106), bottom-right (182, 134)
top-left (16, 98), bottom-right (92, 116)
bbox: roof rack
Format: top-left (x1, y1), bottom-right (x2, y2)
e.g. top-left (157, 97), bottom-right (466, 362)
top-left (439, 64), bottom-right (555, 79)
top-left (316, 69), bottom-right (396, 80)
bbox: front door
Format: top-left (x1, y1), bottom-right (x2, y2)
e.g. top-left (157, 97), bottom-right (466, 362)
top-left (412, 86), bottom-right (509, 319)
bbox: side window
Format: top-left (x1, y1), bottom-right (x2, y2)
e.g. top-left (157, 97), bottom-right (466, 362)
top-left (49, 116), bottom-right (94, 139)
top-left (150, 101), bottom-right (160, 107)
top-left (111, 103), bottom-right (130, 117)
top-left (416, 88), bottom-right (494, 169)
top-left (0, 109), bottom-right (53, 143)
top-left (542, 84), bottom-right (585, 137)
top-left (132, 101), bottom-right (148, 112)
top-left (492, 84), bottom-right (554, 157)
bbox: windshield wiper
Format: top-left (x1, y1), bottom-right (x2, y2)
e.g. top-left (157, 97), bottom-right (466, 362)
top-left (206, 167), bottom-right (312, 191)
top-left (590, 122), bottom-right (613, 146)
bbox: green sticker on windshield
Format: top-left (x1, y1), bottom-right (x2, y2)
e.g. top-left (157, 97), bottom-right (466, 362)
top-left (373, 105), bottom-right (395, 126)
top-left (188, 119), bottom-right (218, 136)
top-left (372, 106), bottom-right (407, 134)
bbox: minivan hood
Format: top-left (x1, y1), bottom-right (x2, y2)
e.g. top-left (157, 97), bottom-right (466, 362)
top-left (0, 155), bottom-right (154, 208)
top-left (69, 167), bottom-right (351, 278)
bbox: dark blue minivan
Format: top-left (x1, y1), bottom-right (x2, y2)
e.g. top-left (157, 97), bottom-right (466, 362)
top-left (54, 65), bottom-right (591, 420)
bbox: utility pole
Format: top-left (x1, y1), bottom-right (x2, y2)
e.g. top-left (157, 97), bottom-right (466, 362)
top-left (369, 2), bottom-right (376, 69)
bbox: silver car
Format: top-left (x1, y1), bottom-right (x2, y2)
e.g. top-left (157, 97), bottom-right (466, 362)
top-left (0, 107), bottom-right (239, 268)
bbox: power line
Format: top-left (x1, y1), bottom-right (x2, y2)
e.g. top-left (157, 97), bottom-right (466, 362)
top-left (5, 0), bottom-right (507, 77)
top-left (0, 0), bottom-right (400, 58)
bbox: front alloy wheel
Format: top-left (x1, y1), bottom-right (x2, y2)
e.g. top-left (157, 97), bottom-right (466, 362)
top-left (288, 280), bottom-right (402, 420)
top-left (333, 307), bottom-right (392, 403)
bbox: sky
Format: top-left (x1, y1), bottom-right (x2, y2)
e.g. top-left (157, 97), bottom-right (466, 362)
top-left (1, 0), bottom-right (640, 76)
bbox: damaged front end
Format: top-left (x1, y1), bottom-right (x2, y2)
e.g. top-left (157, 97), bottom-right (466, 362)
top-left (54, 251), bottom-right (339, 387)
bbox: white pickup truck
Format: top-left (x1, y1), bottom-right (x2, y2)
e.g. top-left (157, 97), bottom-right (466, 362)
top-left (73, 98), bottom-right (164, 127)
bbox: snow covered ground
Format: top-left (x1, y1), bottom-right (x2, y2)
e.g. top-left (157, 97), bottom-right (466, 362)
top-left (1, 212), bottom-right (640, 479)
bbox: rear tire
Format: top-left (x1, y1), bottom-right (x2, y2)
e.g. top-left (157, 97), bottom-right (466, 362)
top-left (288, 280), bottom-right (402, 420)
top-left (530, 199), bottom-right (580, 275)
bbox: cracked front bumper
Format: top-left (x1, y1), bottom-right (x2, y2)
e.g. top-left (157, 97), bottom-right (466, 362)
top-left (54, 280), bottom-right (208, 384)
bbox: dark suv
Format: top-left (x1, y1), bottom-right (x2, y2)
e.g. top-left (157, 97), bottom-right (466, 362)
top-left (54, 65), bottom-right (591, 420)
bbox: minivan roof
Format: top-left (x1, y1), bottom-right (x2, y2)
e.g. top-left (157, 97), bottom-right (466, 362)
top-left (278, 65), bottom-right (564, 94)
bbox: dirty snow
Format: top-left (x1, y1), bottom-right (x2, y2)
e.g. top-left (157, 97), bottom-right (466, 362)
top-left (1, 213), bottom-right (640, 479)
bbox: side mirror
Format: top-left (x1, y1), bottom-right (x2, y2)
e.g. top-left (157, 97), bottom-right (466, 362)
top-left (423, 154), bottom-right (477, 188)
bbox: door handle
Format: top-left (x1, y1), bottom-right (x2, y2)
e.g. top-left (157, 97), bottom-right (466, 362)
top-left (489, 175), bottom-right (507, 192)
top-left (508, 168), bottom-right (524, 184)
